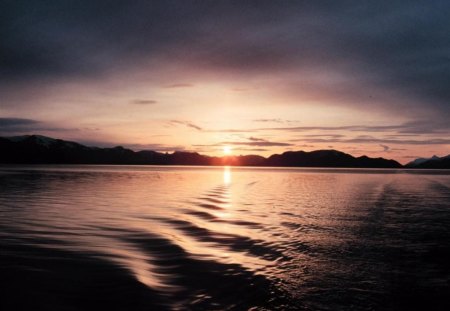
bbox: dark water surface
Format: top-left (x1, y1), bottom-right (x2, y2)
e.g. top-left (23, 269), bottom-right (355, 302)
top-left (1, 165), bottom-right (449, 310)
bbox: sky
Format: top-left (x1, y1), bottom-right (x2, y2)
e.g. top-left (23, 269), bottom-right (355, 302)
top-left (1, 1), bottom-right (449, 163)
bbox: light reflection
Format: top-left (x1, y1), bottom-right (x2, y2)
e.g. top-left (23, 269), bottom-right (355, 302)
top-left (223, 166), bottom-right (231, 184)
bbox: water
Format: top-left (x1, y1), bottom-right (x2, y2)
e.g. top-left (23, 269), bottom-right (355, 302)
top-left (1, 165), bottom-right (449, 310)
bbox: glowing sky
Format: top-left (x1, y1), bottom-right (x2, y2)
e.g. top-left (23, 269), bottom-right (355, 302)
top-left (1, 1), bottom-right (449, 163)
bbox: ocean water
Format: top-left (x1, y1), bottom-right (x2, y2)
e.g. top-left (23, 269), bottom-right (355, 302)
top-left (1, 165), bottom-right (449, 310)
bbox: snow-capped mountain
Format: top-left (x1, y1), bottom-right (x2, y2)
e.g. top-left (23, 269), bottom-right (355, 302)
top-left (406, 154), bottom-right (450, 168)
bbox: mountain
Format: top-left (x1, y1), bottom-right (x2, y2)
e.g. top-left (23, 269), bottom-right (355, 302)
top-left (406, 155), bottom-right (440, 167)
top-left (406, 155), bottom-right (450, 169)
top-left (265, 150), bottom-right (401, 168)
top-left (0, 135), bottom-right (402, 168)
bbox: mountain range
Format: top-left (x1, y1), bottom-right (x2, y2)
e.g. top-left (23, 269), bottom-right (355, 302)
top-left (0, 135), bottom-right (447, 168)
top-left (405, 155), bottom-right (450, 169)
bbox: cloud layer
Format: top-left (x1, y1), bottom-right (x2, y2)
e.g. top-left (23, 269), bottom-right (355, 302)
top-left (1, 1), bottom-right (449, 161)
top-left (2, 1), bottom-right (449, 116)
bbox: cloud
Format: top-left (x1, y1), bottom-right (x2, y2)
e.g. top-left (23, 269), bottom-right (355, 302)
top-left (206, 128), bottom-right (256, 133)
top-left (376, 144), bottom-right (407, 154)
top-left (234, 148), bottom-right (269, 152)
top-left (253, 119), bottom-right (298, 124)
top-left (2, 1), bottom-right (449, 118)
top-left (168, 122), bottom-right (255, 133)
top-left (130, 99), bottom-right (158, 105)
top-left (262, 120), bottom-right (450, 135)
top-left (0, 117), bottom-right (39, 127)
top-left (196, 139), bottom-right (293, 148)
top-left (253, 119), bottom-right (284, 123)
top-left (163, 83), bottom-right (193, 88)
top-left (299, 134), bottom-right (345, 138)
top-left (0, 117), bottom-right (72, 134)
top-left (296, 144), bottom-right (316, 148)
top-left (218, 136), bottom-right (294, 147)
top-left (168, 120), bottom-right (203, 131)
top-left (248, 136), bottom-right (266, 142)
top-left (266, 125), bottom-right (404, 132)
top-left (380, 144), bottom-right (390, 152)
top-left (165, 120), bottom-right (450, 138)
top-left (299, 137), bottom-right (450, 146)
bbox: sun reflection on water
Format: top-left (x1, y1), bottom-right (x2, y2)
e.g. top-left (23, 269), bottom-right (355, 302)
top-left (223, 166), bottom-right (231, 185)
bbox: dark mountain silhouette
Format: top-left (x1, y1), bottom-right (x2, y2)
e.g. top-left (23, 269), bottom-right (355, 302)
top-left (406, 155), bottom-right (450, 169)
top-left (265, 150), bottom-right (401, 168)
top-left (0, 135), bottom-right (403, 168)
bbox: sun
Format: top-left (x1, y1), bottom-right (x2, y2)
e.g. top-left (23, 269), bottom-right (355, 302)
top-left (223, 145), bottom-right (232, 155)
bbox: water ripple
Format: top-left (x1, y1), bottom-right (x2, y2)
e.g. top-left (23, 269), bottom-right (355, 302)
top-left (1, 166), bottom-right (450, 310)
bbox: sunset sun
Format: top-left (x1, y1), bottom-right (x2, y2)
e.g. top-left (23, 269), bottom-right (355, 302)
top-left (223, 145), bottom-right (232, 155)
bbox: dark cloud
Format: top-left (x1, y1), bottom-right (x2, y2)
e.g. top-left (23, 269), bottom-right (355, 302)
top-left (0, 117), bottom-right (71, 134)
top-left (0, 118), bottom-right (46, 135)
top-left (239, 136), bottom-right (294, 147)
top-left (380, 144), bottom-right (390, 152)
top-left (168, 119), bottom-right (450, 139)
top-left (297, 144), bottom-right (316, 148)
top-left (248, 136), bottom-right (266, 142)
top-left (130, 99), bottom-right (157, 105)
top-left (299, 134), bottom-right (345, 138)
top-left (169, 120), bottom-right (203, 131)
top-left (2, 1), bottom-right (449, 117)
top-left (300, 137), bottom-right (450, 146)
top-left (263, 120), bottom-right (450, 135)
top-left (263, 125), bottom-right (405, 133)
top-left (167, 122), bottom-right (255, 133)
top-left (0, 118), bottom-right (39, 127)
top-left (212, 136), bottom-right (294, 147)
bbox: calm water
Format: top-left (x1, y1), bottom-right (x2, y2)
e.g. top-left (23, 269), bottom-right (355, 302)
top-left (1, 166), bottom-right (450, 310)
